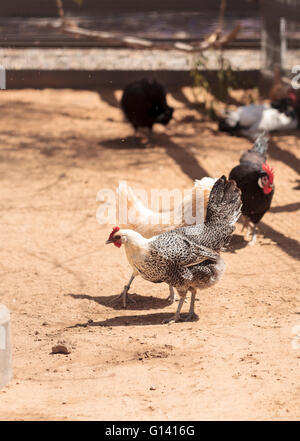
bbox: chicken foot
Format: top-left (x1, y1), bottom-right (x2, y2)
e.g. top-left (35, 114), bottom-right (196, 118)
top-left (109, 274), bottom-right (136, 308)
top-left (242, 216), bottom-right (257, 246)
top-left (163, 295), bottom-right (186, 324)
top-left (166, 286), bottom-right (177, 303)
top-left (182, 289), bottom-right (197, 321)
top-left (163, 288), bottom-right (197, 324)
top-left (248, 225), bottom-right (257, 246)
top-left (110, 275), bottom-right (176, 308)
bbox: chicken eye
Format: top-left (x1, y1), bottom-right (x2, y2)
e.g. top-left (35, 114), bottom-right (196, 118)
top-left (114, 235), bottom-right (121, 240)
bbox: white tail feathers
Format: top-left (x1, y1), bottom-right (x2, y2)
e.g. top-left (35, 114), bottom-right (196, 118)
top-left (116, 177), bottom-right (217, 238)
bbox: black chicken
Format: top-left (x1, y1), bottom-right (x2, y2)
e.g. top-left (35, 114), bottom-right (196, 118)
top-left (229, 132), bottom-right (274, 245)
top-left (270, 95), bottom-right (298, 118)
top-left (121, 79), bottom-right (174, 135)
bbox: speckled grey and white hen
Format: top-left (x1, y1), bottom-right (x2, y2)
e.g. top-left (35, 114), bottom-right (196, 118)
top-left (106, 176), bottom-right (242, 323)
top-left (111, 176), bottom-right (217, 307)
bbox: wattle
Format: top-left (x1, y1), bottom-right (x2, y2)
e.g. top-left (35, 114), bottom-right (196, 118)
top-left (263, 186), bottom-right (273, 195)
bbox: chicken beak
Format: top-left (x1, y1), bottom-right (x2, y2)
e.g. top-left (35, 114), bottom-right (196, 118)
top-left (105, 239), bottom-right (113, 245)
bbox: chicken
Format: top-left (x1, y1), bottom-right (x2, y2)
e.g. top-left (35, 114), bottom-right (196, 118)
top-left (219, 64), bottom-right (299, 139)
top-left (111, 177), bottom-right (217, 307)
top-left (106, 176), bottom-right (242, 323)
top-left (117, 177), bottom-right (216, 236)
top-left (229, 132), bottom-right (274, 245)
top-left (218, 96), bottom-right (298, 139)
top-left (268, 66), bottom-right (300, 121)
top-left (268, 65), bottom-right (293, 102)
top-left (121, 79), bottom-right (174, 137)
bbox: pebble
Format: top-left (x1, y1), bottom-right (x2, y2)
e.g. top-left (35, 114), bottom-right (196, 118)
top-left (51, 344), bottom-right (70, 355)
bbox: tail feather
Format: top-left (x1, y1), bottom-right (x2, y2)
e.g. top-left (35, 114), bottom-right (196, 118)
top-left (181, 176), bottom-right (242, 251)
top-left (250, 131), bottom-right (269, 156)
top-left (239, 131), bottom-right (269, 165)
top-left (175, 177), bottom-right (217, 225)
top-left (206, 176), bottom-right (242, 229)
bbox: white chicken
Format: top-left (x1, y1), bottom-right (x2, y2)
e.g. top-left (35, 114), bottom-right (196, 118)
top-left (219, 91), bottom-right (298, 139)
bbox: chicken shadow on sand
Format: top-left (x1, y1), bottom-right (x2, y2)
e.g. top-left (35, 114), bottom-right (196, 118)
top-left (96, 87), bottom-right (120, 109)
top-left (171, 120), bottom-right (219, 137)
top-left (268, 136), bottom-right (300, 177)
top-left (168, 88), bottom-right (201, 111)
top-left (168, 87), bottom-right (243, 111)
top-left (101, 132), bottom-right (210, 180)
top-left (226, 233), bottom-right (249, 252)
top-left (66, 292), bottom-right (172, 311)
top-left (293, 180), bottom-right (300, 190)
top-left (68, 311), bottom-right (199, 328)
top-left (158, 133), bottom-right (210, 181)
top-left (101, 136), bottom-right (151, 149)
top-left (259, 222), bottom-right (300, 261)
top-left (269, 202), bottom-right (300, 213)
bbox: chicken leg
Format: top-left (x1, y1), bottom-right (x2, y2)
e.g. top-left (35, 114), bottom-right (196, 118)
top-left (242, 216), bottom-right (257, 246)
top-left (182, 288), bottom-right (197, 321)
top-left (248, 225), bottom-right (257, 246)
top-left (110, 275), bottom-right (176, 308)
top-left (163, 289), bottom-right (187, 324)
top-left (109, 273), bottom-right (136, 308)
top-left (163, 288), bottom-right (197, 324)
top-left (241, 215), bottom-right (251, 232)
top-left (166, 286), bottom-right (177, 303)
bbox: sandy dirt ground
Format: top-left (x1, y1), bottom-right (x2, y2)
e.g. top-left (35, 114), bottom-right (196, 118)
top-left (0, 87), bottom-right (299, 421)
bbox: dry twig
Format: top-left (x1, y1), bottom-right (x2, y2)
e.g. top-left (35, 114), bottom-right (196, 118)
top-left (52, 0), bottom-right (241, 52)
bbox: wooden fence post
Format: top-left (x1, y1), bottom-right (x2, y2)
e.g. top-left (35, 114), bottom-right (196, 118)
top-left (260, 0), bottom-right (300, 96)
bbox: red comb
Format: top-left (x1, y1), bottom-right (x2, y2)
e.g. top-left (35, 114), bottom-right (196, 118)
top-left (262, 163), bottom-right (274, 184)
top-left (108, 226), bottom-right (120, 241)
top-left (288, 90), bottom-right (297, 104)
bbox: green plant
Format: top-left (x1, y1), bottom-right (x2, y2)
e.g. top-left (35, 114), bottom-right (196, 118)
top-left (191, 50), bottom-right (238, 119)
top-left (215, 51), bottom-right (236, 102)
top-left (191, 53), bottom-right (210, 96)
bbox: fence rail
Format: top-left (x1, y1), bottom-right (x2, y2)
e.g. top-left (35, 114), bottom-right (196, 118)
top-left (0, 0), bottom-right (257, 17)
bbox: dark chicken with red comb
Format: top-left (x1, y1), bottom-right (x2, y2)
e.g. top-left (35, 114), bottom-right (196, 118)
top-left (229, 132), bottom-right (274, 245)
top-left (121, 79), bottom-right (174, 135)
